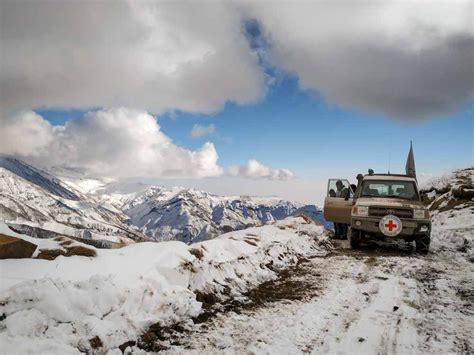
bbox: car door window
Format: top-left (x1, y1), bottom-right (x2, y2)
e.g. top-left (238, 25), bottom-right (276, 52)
top-left (327, 179), bottom-right (352, 198)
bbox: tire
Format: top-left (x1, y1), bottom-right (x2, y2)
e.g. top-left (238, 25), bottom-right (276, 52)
top-left (349, 228), bottom-right (361, 249)
top-left (415, 234), bottom-right (431, 255)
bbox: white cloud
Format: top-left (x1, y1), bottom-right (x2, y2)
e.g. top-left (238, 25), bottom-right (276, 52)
top-left (0, 108), bottom-right (223, 179)
top-left (229, 159), bottom-right (294, 181)
top-left (0, 110), bottom-right (298, 182)
top-left (190, 124), bottom-right (216, 138)
top-left (0, 0), bottom-right (472, 121)
top-left (0, 0), bottom-right (264, 114)
top-left (0, 111), bottom-right (54, 156)
top-left (243, 0), bottom-right (474, 118)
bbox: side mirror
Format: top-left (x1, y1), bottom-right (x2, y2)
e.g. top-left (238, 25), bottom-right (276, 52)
top-left (421, 193), bottom-right (430, 203)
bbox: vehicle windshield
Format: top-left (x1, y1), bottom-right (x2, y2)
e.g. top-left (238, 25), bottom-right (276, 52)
top-left (360, 180), bottom-right (419, 200)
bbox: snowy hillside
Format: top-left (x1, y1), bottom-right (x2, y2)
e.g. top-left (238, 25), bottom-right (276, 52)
top-left (421, 167), bottom-right (474, 259)
top-left (117, 186), bottom-right (325, 243)
top-left (0, 156), bottom-right (82, 200)
top-left (56, 163), bottom-right (327, 243)
top-left (421, 167), bottom-right (472, 192)
top-left (0, 157), bottom-right (325, 244)
top-left (0, 160), bottom-right (147, 245)
top-left (0, 217), bottom-right (328, 354)
top-left (1, 166), bottom-right (472, 354)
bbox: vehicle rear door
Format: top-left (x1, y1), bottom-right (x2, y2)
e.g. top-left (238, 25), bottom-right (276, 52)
top-left (323, 178), bottom-right (353, 224)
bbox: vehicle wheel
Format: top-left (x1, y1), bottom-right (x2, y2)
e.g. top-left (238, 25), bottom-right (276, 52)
top-left (415, 234), bottom-right (430, 255)
top-left (349, 228), bottom-right (361, 249)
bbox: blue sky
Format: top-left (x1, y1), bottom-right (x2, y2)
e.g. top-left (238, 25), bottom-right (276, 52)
top-left (4, 1), bottom-right (473, 204)
top-left (37, 75), bottom-right (473, 182)
top-left (162, 77), bottom-right (473, 176)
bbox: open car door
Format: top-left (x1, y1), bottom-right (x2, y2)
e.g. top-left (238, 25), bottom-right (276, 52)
top-left (324, 178), bottom-right (353, 224)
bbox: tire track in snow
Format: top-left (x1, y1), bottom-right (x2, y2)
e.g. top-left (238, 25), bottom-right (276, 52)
top-left (402, 254), bottom-right (474, 354)
top-left (165, 239), bottom-right (472, 354)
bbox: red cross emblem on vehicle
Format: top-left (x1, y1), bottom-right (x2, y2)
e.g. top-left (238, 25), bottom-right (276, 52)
top-left (385, 219), bottom-right (397, 231)
top-left (379, 214), bottom-right (402, 236)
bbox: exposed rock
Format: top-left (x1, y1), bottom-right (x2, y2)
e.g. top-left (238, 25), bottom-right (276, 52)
top-left (0, 233), bottom-right (37, 259)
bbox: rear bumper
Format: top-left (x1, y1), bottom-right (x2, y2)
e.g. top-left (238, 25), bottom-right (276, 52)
top-left (351, 216), bottom-right (431, 237)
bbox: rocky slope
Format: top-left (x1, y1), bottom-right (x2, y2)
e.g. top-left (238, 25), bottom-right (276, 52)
top-left (118, 187), bottom-right (325, 243)
top-left (0, 156), bottom-right (82, 200)
top-left (0, 157), bottom-right (146, 245)
top-left (421, 166), bottom-right (473, 212)
top-left (0, 157), bottom-right (325, 244)
top-left (421, 166), bottom-right (473, 260)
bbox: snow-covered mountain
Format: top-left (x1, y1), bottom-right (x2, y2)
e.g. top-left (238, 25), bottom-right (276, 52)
top-left (0, 156), bottom-right (147, 245)
top-left (0, 157), bottom-right (325, 244)
top-left (113, 187), bottom-right (325, 243)
top-left (92, 180), bottom-right (326, 243)
top-left (0, 156), bottom-right (82, 200)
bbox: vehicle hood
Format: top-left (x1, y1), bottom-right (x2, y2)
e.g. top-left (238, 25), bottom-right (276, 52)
top-left (355, 197), bottom-right (423, 208)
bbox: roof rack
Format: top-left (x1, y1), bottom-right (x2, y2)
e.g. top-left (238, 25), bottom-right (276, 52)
top-left (365, 173), bottom-right (411, 178)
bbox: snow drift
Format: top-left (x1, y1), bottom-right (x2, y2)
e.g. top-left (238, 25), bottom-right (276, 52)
top-left (0, 216), bottom-right (328, 354)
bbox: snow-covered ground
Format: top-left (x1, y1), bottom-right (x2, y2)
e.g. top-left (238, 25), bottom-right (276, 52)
top-left (153, 169), bottom-right (473, 354)
top-left (2, 204), bottom-right (471, 354)
top-left (1, 166), bottom-right (472, 354)
top-left (160, 204), bottom-right (473, 355)
top-left (0, 217), bottom-right (328, 354)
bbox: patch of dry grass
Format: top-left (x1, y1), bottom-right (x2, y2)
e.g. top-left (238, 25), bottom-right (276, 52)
top-left (59, 239), bottom-right (73, 247)
top-left (89, 336), bottom-right (103, 349)
top-left (245, 234), bottom-right (260, 241)
top-left (37, 245), bottom-right (96, 260)
top-left (189, 247), bottom-right (204, 260)
top-left (36, 249), bottom-right (65, 260)
top-left (243, 239), bottom-right (258, 247)
top-left (180, 260), bottom-right (197, 273)
top-left (66, 246), bottom-right (97, 257)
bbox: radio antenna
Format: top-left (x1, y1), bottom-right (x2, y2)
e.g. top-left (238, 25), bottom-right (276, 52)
top-left (388, 134), bottom-right (392, 174)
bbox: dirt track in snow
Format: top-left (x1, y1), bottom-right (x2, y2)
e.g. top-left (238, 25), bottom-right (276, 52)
top-left (165, 238), bottom-right (473, 354)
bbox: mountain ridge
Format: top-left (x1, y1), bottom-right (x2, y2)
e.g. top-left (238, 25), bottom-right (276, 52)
top-left (0, 157), bottom-right (326, 244)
